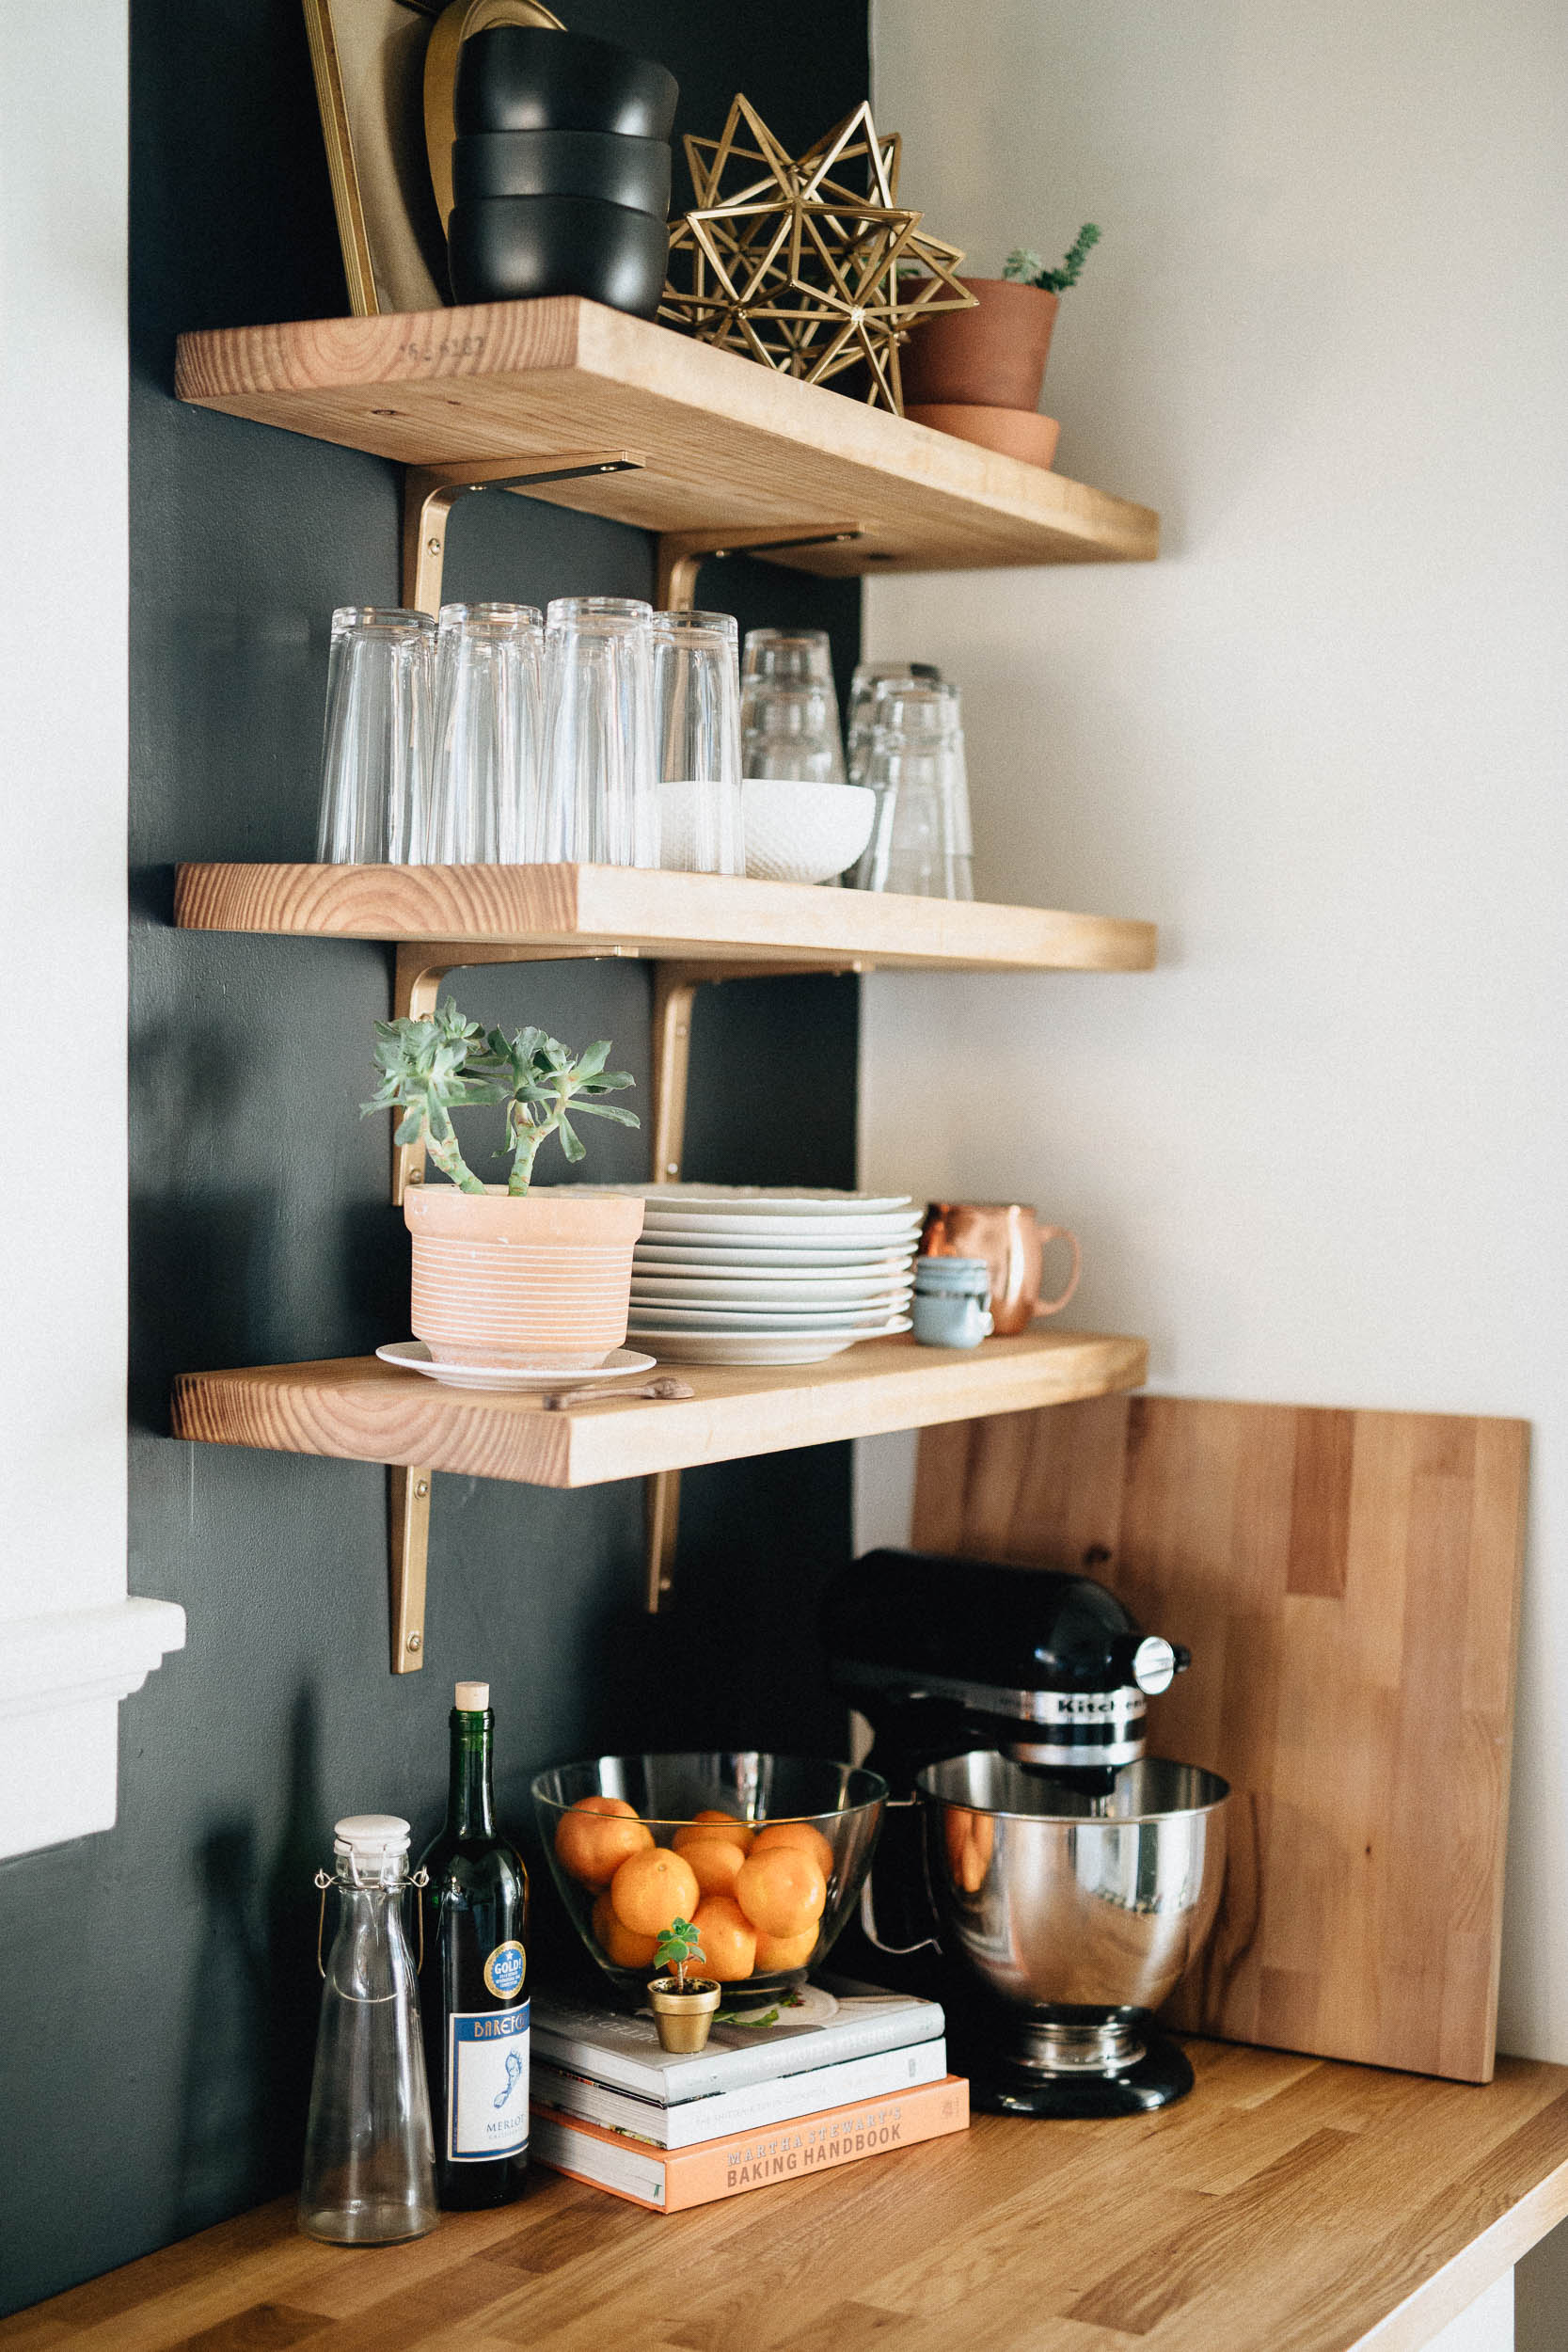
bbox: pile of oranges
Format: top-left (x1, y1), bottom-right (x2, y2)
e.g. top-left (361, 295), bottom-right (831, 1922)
top-left (553, 1797), bottom-right (834, 1981)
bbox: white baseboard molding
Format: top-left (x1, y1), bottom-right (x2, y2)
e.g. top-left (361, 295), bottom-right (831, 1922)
top-left (0, 1597), bottom-right (185, 1858)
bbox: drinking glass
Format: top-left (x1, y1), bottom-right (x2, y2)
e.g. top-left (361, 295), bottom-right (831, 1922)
top-left (741, 628), bottom-right (846, 783)
top-left (536, 596), bottom-right (658, 866)
top-left (846, 660), bottom-right (941, 786)
top-left (652, 610), bottom-right (745, 875)
top-left (857, 678), bottom-right (974, 898)
top-left (420, 603), bottom-right (542, 863)
top-left (315, 608), bottom-right (435, 864)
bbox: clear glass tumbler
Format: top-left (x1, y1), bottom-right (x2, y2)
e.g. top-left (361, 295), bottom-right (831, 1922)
top-left (741, 628), bottom-right (846, 783)
top-left (315, 608), bottom-right (435, 864)
top-left (846, 659), bottom-right (941, 787)
top-left (653, 610), bottom-right (745, 875)
top-left (537, 596), bottom-right (658, 866)
top-left (857, 678), bottom-right (974, 899)
top-left (299, 1814), bottom-right (438, 2246)
top-left (421, 602), bottom-right (543, 864)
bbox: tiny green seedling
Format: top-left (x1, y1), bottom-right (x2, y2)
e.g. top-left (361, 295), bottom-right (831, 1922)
top-left (1004, 223), bottom-right (1101, 293)
top-left (654, 1918), bottom-right (706, 1991)
top-left (363, 1001), bottom-right (639, 1194)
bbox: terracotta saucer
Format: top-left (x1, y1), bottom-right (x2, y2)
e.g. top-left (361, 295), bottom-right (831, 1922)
top-left (905, 404), bottom-right (1061, 469)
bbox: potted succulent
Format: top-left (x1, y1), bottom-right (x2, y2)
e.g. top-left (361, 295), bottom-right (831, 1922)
top-left (647, 1917), bottom-right (721, 2053)
top-left (900, 224), bottom-right (1101, 468)
top-left (365, 1001), bottom-right (644, 1371)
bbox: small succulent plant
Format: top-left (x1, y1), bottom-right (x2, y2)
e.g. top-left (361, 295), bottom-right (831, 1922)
top-left (653, 1917), bottom-right (706, 1991)
top-left (1004, 223), bottom-right (1101, 293)
top-left (363, 1002), bottom-right (639, 1194)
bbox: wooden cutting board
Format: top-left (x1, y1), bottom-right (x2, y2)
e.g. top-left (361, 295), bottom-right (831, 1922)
top-left (911, 1393), bottom-right (1529, 2082)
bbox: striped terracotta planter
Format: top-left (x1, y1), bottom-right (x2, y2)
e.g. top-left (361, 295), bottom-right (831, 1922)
top-left (404, 1184), bottom-right (645, 1370)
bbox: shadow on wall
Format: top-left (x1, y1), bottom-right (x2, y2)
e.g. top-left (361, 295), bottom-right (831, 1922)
top-left (174, 1685), bottom-right (325, 2234)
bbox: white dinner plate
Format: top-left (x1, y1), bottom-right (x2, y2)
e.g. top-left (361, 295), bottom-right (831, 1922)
top-left (634, 1240), bottom-right (917, 1271)
top-left (628, 1300), bottom-right (911, 1330)
top-left (631, 1271), bottom-right (915, 1304)
top-left (633, 1214), bottom-right (924, 1245)
top-left (623, 1319), bottom-right (912, 1366)
top-left (578, 1184), bottom-right (914, 1216)
top-left (375, 1342), bottom-right (657, 1392)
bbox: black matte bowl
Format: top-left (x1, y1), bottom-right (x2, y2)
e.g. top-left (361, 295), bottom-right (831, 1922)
top-left (452, 129), bottom-right (671, 215)
top-left (447, 195), bottom-right (670, 317)
top-left (456, 26), bottom-right (678, 139)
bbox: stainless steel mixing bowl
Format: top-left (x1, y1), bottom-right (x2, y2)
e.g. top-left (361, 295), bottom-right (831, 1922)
top-left (917, 1753), bottom-right (1228, 2025)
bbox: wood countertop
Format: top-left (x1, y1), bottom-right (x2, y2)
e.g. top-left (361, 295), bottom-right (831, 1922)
top-left (8, 2041), bottom-right (1568, 2351)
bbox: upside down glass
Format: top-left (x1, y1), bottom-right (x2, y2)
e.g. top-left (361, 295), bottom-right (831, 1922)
top-left (846, 660), bottom-right (941, 787)
top-left (421, 602), bottom-right (543, 863)
top-left (741, 627), bottom-right (847, 784)
top-left (537, 596), bottom-right (658, 866)
top-left (316, 608), bottom-right (435, 863)
top-left (653, 609), bottom-right (745, 875)
top-left (857, 678), bottom-right (974, 898)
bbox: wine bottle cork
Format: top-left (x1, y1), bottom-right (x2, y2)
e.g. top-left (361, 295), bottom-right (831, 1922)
top-left (454, 1680), bottom-right (490, 1711)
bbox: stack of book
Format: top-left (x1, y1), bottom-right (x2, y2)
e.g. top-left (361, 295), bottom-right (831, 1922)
top-left (531, 1979), bottom-right (967, 2213)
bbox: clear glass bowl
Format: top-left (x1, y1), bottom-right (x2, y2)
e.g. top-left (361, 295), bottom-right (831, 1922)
top-left (531, 1752), bottom-right (886, 2005)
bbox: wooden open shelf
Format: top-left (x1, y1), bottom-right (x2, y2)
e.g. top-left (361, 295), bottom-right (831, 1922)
top-left (174, 296), bottom-right (1158, 574)
top-left (174, 862), bottom-right (1157, 973)
top-left (172, 1329), bottom-right (1148, 1490)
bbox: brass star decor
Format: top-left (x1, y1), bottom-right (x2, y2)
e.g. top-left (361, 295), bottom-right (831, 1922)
top-left (658, 98), bottom-right (976, 414)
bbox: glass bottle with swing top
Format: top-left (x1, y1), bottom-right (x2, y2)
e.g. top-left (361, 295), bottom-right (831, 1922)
top-left (299, 1813), bottom-right (438, 2244)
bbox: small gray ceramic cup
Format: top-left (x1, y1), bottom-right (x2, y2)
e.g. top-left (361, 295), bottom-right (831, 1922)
top-left (912, 1256), bottom-right (993, 1348)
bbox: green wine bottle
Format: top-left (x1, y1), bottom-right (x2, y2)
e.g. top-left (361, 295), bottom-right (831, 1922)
top-left (418, 1681), bottom-right (531, 2208)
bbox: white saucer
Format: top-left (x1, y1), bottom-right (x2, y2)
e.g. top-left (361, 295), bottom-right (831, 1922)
top-left (375, 1343), bottom-right (658, 1393)
top-left (623, 1319), bottom-right (912, 1366)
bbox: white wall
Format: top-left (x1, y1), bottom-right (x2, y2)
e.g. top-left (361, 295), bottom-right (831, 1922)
top-left (0, 2), bottom-right (182, 1854)
top-left (863, 0), bottom-right (1568, 2076)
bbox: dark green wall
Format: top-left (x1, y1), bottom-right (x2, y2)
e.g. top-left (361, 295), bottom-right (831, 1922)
top-left (0, 0), bottom-right (868, 2312)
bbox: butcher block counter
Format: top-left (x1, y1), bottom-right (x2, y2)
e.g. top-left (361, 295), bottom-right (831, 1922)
top-left (6, 2041), bottom-right (1568, 2352)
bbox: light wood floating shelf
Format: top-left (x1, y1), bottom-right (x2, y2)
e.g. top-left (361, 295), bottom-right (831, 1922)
top-left (173, 296), bottom-right (1158, 574)
top-left (12, 2042), bottom-right (1568, 2351)
top-left (172, 1329), bottom-right (1148, 1490)
top-left (173, 862), bottom-right (1157, 974)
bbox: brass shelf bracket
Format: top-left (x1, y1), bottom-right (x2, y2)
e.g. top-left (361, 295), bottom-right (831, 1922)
top-left (388, 1464), bottom-right (432, 1673)
top-left (403, 450), bottom-right (647, 612)
top-left (655, 524), bottom-right (866, 612)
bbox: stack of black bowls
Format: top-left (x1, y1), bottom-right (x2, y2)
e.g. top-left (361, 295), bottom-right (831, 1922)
top-left (448, 26), bottom-right (678, 316)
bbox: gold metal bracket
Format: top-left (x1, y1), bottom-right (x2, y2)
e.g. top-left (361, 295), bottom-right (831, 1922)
top-left (655, 525), bottom-right (866, 612)
top-left (388, 1464), bottom-right (432, 1673)
top-left (403, 452), bottom-right (647, 612)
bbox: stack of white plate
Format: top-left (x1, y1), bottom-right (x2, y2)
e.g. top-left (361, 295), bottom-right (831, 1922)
top-left (610, 1185), bottom-right (921, 1364)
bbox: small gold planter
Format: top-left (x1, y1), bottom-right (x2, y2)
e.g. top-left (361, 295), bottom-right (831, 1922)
top-left (648, 1977), bottom-right (721, 2053)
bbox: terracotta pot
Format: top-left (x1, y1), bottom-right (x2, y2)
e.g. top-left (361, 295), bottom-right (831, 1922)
top-left (899, 278), bottom-right (1059, 412)
top-left (905, 404), bottom-right (1061, 470)
top-left (404, 1184), bottom-right (644, 1370)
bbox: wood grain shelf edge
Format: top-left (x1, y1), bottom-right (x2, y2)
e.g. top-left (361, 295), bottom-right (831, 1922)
top-left (172, 864), bottom-right (1158, 973)
top-left (171, 1330), bottom-right (1149, 1489)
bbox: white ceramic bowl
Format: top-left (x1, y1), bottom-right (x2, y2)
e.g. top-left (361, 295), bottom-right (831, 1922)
top-left (742, 779), bottom-right (876, 884)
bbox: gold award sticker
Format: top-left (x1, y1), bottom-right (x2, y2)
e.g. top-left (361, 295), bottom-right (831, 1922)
top-left (483, 1940), bottom-right (527, 1999)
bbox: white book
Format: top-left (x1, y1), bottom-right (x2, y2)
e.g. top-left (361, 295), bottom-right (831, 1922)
top-left (530, 1979), bottom-right (943, 2105)
top-left (534, 2037), bottom-right (948, 2149)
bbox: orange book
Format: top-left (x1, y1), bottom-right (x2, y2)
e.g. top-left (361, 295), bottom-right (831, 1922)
top-left (531, 2074), bottom-right (969, 2214)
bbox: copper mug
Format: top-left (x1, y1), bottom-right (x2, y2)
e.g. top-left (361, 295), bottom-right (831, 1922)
top-left (918, 1202), bottom-right (1081, 1336)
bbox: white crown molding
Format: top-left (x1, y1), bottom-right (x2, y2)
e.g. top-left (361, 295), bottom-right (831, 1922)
top-left (0, 1597), bottom-right (186, 1723)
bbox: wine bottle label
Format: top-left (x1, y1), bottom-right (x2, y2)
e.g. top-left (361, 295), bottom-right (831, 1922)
top-left (448, 2000), bottom-right (531, 2162)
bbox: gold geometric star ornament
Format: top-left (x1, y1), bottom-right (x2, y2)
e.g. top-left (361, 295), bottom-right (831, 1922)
top-left (658, 98), bottom-right (976, 414)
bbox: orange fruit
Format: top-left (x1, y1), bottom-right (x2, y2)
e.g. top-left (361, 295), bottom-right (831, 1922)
top-left (592, 1890), bottom-right (658, 1970)
top-left (751, 1820), bottom-right (835, 1882)
top-left (673, 1809), bottom-right (753, 1856)
top-left (610, 1845), bottom-right (701, 1938)
top-left (734, 1845), bottom-right (827, 1938)
top-left (554, 1795), bottom-right (652, 1888)
top-left (692, 1894), bottom-right (757, 1983)
top-left (752, 1925), bottom-right (818, 1972)
top-left (676, 1835), bottom-right (745, 1899)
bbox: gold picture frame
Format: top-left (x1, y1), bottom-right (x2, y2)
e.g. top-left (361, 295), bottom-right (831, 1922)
top-left (302, 0), bottom-right (563, 317)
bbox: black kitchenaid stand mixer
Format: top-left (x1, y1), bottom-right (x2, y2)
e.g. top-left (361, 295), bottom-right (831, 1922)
top-left (823, 1548), bottom-right (1228, 2118)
